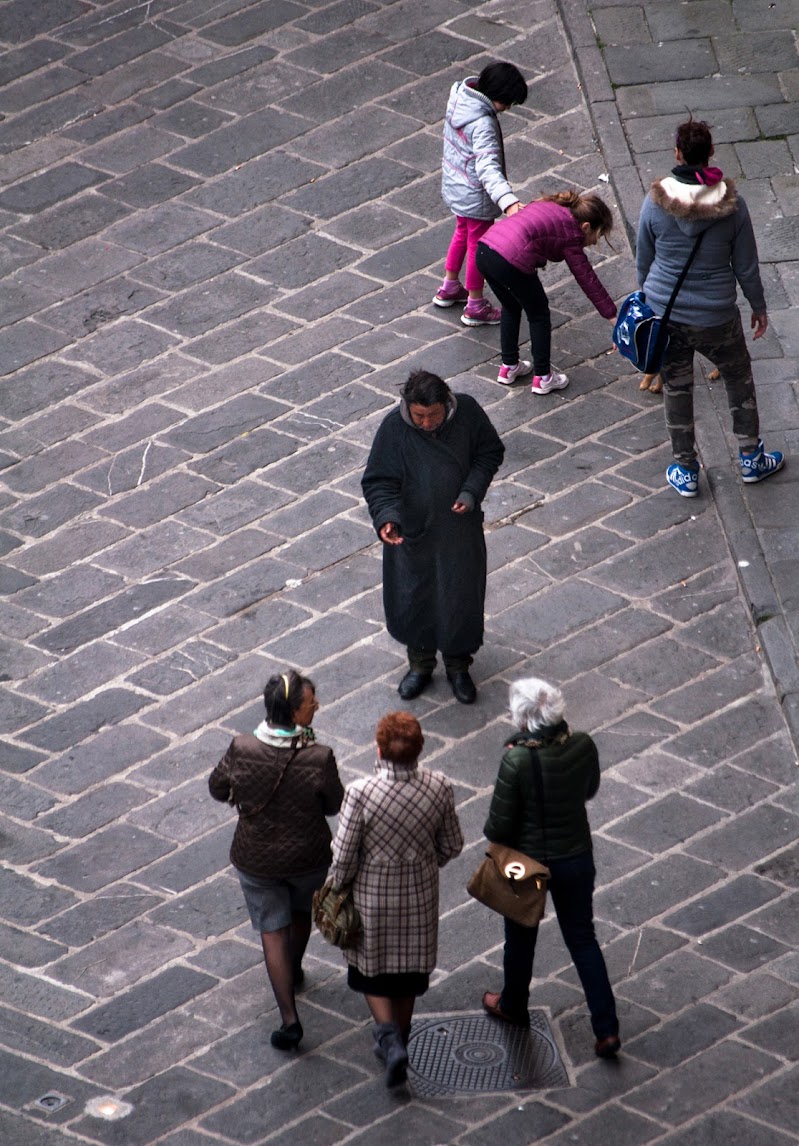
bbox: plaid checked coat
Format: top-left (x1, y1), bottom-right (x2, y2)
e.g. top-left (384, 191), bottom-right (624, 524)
top-left (330, 762), bottom-right (463, 976)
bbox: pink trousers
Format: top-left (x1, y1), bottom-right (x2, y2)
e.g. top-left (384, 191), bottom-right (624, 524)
top-left (445, 216), bottom-right (494, 291)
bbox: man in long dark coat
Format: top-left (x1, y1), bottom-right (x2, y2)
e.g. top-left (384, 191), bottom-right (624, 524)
top-left (362, 370), bottom-right (504, 704)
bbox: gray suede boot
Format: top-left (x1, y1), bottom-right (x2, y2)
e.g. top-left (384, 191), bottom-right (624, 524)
top-left (373, 1022), bottom-right (408, 1087)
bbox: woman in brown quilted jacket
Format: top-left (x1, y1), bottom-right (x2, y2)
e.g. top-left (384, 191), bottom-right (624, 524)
top-left (209, 669), bottom-right (343, 1051)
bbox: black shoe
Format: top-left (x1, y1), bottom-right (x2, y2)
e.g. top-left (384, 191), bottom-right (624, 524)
top-left (595, 1035), bottom-right (621, 1058)
top-left (398, 670), bottom-right (432, 700)
top-left (374, 1022), bottom-right (408, 1087)
top-left (447, 670), bottom-right (476, 704)
top-left (271, 1021), bottom-right (303, 1050)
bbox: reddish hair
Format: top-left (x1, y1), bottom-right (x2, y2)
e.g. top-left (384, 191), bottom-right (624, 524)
top-left (376, 712), bottom-right (423, 766)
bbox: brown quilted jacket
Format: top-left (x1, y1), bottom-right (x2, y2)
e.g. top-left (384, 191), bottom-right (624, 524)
top-left (209, 734), bottom-right (344, 879)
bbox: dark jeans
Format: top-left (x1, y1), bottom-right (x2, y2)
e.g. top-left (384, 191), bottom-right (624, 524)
top-left (407, 646), bottom-right (474, 673)
top-left (661, 311), bottom-right (760, 464)
top-left (475, 242), bottom-right (551, 374)
top-left (500, 851), bottom-right (618, 1040)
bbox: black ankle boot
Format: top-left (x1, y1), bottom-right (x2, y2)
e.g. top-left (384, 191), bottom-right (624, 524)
top-left (271, 1020), bottom-right (303, 1050)
top-left (373, 1022), bottom-right (408, 1086)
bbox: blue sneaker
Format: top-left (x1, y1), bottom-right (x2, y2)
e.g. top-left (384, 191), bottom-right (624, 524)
top-left (739, 440), bottom-right (785, 483)
top-left (667, 462), bottom-right (699, 497)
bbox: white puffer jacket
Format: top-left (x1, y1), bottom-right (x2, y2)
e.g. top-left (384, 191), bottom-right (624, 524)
top-left (441, 78), bottom-right (518, 220)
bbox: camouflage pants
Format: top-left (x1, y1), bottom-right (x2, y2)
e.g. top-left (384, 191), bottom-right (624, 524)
top-left (660, 311), bottom-right (760, 465)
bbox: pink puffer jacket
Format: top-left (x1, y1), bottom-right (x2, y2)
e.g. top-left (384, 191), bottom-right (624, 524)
top-left (480, 200), bottom-right (617, 319)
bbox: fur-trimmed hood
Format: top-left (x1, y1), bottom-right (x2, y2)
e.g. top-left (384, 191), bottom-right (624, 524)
top-left (650, 175), bottom-right (738, 235)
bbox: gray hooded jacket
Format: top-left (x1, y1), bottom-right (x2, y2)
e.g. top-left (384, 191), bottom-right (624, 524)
top-left (636, 173), bottom-right (766, 328)
top-left (441, 78), bottom-right (518, 220)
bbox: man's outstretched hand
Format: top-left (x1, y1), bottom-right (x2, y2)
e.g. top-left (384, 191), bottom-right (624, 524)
top-left (379, 522), bottom-right (404, 545)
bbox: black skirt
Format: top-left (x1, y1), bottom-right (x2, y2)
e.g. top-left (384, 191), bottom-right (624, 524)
top-left (347, 965), bottom-right (429, 998)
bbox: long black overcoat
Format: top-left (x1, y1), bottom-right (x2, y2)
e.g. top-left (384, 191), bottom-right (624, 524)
top-left (362, 394), bottom-right (504, 654)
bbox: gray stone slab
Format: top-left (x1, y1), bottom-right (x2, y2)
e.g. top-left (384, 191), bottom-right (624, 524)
top-left (37, 884), bottom-right (164, 948)
top-left (51, 919), bottom-right (194, 997)
top-left (71, 1066), bottom-right (234, 1145)
top-left (36, 781), bottom-right (152, 839)
top-left (686, 804), bottom-right (799, 871)
top-left (732, 1064), bottom-right (799, 1136)
top-left (0, 162), bottom-right (109, 215)
top-left (606, 793), bottom-right (727, 855)
top-left (0, 964), bottom-right (88, 1022)
top-left (699, 923), bottom-right (790, 972)
top-left (172, 107), bottom-right (313, 177)
top-left (595, 854), bottom-right (724, 929)
top-left (0, 1001), bottom-right (99, 1066)
top-left (34, 824), bottom-right (174, 892)
top-left (79, 1010), bottom-right (225, 1090)
top-left (71, 966), bottom-right (217, 1043)
top-left (200, 1055), bottom-right (368, 1143)
top-left (618, 948), bottom-right (733, 1015)
top-left (33, 577), bottom-right (193, 654)
top-left (148, 875), bottom-right (249, 938)
top-left (0, 921), bottom-right (66, 968)
top-left (626, 1002), bottom-right (741, 1070)
top-left (0, 1046), bottom-right (99, 1130)
top-left (492, 579), bottom-right (627, 650)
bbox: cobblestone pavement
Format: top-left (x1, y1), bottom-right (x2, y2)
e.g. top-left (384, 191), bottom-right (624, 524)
top-left (1, 2), bottom-right (798, 1144)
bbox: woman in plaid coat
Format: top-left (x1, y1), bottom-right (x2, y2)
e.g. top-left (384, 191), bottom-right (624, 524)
top-left (330, 711), bottom-right (463, 1086)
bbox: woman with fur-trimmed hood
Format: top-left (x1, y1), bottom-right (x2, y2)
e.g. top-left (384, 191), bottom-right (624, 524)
top-left (636, 117), bottom-right (784, 498)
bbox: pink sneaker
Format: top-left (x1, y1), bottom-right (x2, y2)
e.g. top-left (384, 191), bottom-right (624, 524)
top-left (433, 282), bottom-right (469, 307)
top-left (497, 360), bottom-right (533, 385)
top-left (531, 372), bottom-right (569, 395)
top-left (461, 298), bottom-right (501, 326)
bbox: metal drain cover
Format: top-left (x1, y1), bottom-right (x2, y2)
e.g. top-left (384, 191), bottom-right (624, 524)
top-left (407, 1011), bottom-right (569, 1097)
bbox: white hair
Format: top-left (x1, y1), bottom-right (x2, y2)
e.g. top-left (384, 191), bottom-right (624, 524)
top-left (509, 676), bottom-right (565, 732)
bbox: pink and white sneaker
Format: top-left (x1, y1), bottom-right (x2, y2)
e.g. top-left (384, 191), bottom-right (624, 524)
top-left (461, 298), bottom-right (501, 326)
top-left (433, 282), bottom-right (469, 307)
top-left (530, 371), bottom-right (569, 395)
top-left (497, 360), bottom-right (533, 385)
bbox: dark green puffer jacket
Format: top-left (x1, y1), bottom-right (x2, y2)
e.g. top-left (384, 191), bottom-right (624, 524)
top-left (483, 724), bottom-right (599, 861)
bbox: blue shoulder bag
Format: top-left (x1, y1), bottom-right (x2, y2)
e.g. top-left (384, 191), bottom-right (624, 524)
top-left (614, 230), bottom-right (705, 373)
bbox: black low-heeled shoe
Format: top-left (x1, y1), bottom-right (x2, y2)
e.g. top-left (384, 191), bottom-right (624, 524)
top-left (271, 1021), bottom-right (303, 1050)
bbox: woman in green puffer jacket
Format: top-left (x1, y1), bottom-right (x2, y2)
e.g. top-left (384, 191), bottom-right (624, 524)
top-left (480, 676), bottom-right (620, 1058)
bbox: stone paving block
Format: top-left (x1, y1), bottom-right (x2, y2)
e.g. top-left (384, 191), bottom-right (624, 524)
top-left (0, 688), bottom-right (52, 736)
top-left (30, 723), bottom-right (168, 797)
top-left (127, 239), bottom-right (245, 291)
top-left (17, 565), bottom-right (127, 620)
top-left (188, 937), bottom-right (261, 981)
top-left (0, 318), bottom-right (70, 375)
top-left (492, 579), bottom-right (627, 651)
top-left (604, 40), bottom-right (716, 87)
top-left (36, 780), bottom-right (153, 840)
top-left (0, 773), bottom-right (56, 821)
top-left (127, 727), bottom-right (230, 793)
top-left (606, 793), bottom-right (727, 856)
top-left (686, 804), bottom-right (799, 872)
top-left (651, 564), bottom-right (740, 623)
top-left (618, 948), bottom-right (733, 1015)
top-left (163, 393), bottom-right (285, 454)
top-left (595, 854), bottom-right (724, 929)
top-left (624, 1037), bottom-right (782, 1128)
top-left (0, 963), bottom-right (88, 1022)
top-left (37, 884), bottom-right (163, 949)
top-left (661, 872), bottom-right (781, 937)
top-left (626, 1002), bottom-right (741, 1070)
top-left (0, 162), bottom-right (110, 215)
top-left (33, 577), bottom-right (194, 655)
top-left (79, 123), bottom-right (183, 175)
top-left (148, 875), bottom-right (249, 939)
top-left (531, 1102), bottom-right (661, 1146)
top-left (136, 825), bottom-right (230, 894)
top-left (732, 1064), bottom-right (799, 1137)
top-left (51, 919), bottom-right (195, 997)
top-left (172, 106), bottom-right (313, 177)
top-left (0, 867), bottom-right (78, 928)
top-left (284, 156), bottom-right (418, 223)
top-left (41, 277), bottom-right (166, 339)
top-left (698, 923), bottom-right (789, 972)
top-left (71, 1066), bottom-right (234, 1145)
top-left (71, 965), bottom-right (217, 1044)
top-left (0, 810), bottom-right (63, 865)
top-left (589, 515), bottom-right (730, 597)
top-left (188, 425), bottom-right (301, 485)
top-left (0, 920), bottom-right (65, 968)
top-left (146, 272), bottom-right (275, 338)
top-left (250, 232), bottom-right (360, 289)
top-left (0, 482), bottom-right (104, 541)
top-left (659, 1109), bottom-right (797, 1146)
top-left (756, 842), bottom-right (799, 889)
top-left (200, 1055), bottom-right (367, 1143)
top-left (35, 824), bottom-right (174, 893)
top-left (517, 481), bottom-right (632, 537)
top-left (128, 775), bottom-right (230, 843)
top-left (80, 1010), bottom-right (225, 1090)
top-left (98, 472), bottom-right (221, 529)
top-left (0, 1001), bottom-right (99, 1067)
top-left (712, 970), bottom-right (799, 1022)
top-left (746, 890), bottom-right (799, 947)
top-left (103, 202), bottom-right (221, 259)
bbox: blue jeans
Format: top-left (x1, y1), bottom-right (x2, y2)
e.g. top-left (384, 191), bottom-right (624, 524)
top-left (500, 851), bottom-right (618, 1040)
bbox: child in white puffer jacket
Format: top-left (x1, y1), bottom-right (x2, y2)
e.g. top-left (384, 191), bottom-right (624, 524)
top-left (435, 61), bottom-right (527, 327)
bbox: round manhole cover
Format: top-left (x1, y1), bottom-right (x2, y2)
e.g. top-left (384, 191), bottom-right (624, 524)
top-left (407, 1011), bottom-right (569, 1097)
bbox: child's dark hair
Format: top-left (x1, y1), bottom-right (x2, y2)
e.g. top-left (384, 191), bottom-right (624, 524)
top-left (475, 61), bottom-right (527, 107)
top-left (264, 669), bottom-right (314, 727)
top-left (401, 369), bottom-right (451, 407)
top-left (540, 190), bottom-right (614, 239)
top-left (675, 117), bottom-right (713, 165)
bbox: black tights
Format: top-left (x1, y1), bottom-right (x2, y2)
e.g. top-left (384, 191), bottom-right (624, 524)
top-left (261, 911), bottom-right (311, 1026)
